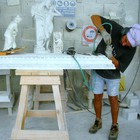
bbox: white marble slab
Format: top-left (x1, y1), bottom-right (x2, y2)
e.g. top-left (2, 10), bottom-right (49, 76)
top-left (0, 53), bottom-right (115, 70)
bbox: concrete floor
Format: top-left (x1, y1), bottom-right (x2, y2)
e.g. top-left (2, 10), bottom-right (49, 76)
top-left (0, 101), bottom-right (140, 140)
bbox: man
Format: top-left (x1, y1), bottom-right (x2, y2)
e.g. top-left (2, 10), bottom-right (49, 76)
top-left (89, 15), bottom-right (140, 140)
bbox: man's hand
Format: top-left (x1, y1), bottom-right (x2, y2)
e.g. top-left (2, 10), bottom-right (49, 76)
top-left (105, 45), bottom-right (113, 59)
top-left (101, 29), bottom-right (112, 45)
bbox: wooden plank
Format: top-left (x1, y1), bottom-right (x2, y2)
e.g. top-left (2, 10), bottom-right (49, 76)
top-left (34, 93), bottom-right (54, 101)
top-left (26, 110), bottom-right (57, 118)
top-left (40, 85), bottom-right (52, 92)
top-left (0, 48), bottom-right (23, 56)
top-left (52, 85), bottom-right (65, 130)
top-left (11, 129), bottom-right (69, 140)
top-left (60, 76), bottom-right (68, 112)
top-left (14, 85), bottom-right (29, 129)
top-left (33, 93), bottom-right (67, 101)
top-left (33, 85), bottom-right (40, 109)
top-left (20, 76), bottom-right (61, 85)
top-left (16, 70), bottom-right (63, 76)
top-left (6, 75), bottom-right (11, 92)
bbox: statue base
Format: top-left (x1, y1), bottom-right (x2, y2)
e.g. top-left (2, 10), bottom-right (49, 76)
top-left (34, 46), bottom-right (50, 54)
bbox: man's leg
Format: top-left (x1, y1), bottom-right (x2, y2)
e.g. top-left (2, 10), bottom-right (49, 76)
top-left (89, 94), bottom-right (103, 133)
top-left (94, 94), bottom-right (103, 119)
top-left (109, 95), bottom-right (119, 124)
top-left (89, 71), bottom-right (104, 134)
top-left (108, 96), bottom-right (119, 140)
top-left (106, 79), bottom-right (120, 140)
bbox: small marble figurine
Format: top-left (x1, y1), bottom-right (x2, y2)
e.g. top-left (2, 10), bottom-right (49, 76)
top-left (3, 15), bottom-right (22, 51)
top-left (53, 32), bottom-right (63, 53)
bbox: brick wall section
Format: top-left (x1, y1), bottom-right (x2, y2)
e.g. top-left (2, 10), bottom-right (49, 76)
top-left (0, 0), bottom-right (139, 93)
top-left (0, 0), bottom-right (139, 51)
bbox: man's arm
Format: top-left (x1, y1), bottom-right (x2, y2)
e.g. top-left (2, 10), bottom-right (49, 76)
top-left (110, 56), bottom-right (119, 68)
top-left (105, 45), bottom-right (119, 68)
top-left (91, 15), bottom-right (104, 32)
top-left (91, 15), bottom-right (112, 45)
top-left (91, 15), bottom-right (119, 68)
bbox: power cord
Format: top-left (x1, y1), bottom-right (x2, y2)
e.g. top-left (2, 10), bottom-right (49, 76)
top-left (63, 22), bottom-right (113, 115)
top-left (92, 22), bottom-right (113, 54)
top-left (65, 69), bottom-right (95, 114)
top-left (63, 47), bottom-right (93, 91)
top-left (64, 48), bottom-right (111, 116)
top-left (119, 59), bottom-right (140, 103)
top-left (65, 69), bottom-right (111, 116)
top-left (64, 47), bottom-right (76, 56)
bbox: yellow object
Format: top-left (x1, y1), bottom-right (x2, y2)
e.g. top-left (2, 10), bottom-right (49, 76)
top-left (0, 47), bottom-right (23, 56)
top-left (119, 76), bottom-right (125, 91)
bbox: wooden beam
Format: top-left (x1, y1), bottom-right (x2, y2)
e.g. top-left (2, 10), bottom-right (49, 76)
top-left (20, 76), bottom-right (61, 85)
top-left (33, 93), bottom-right (66, 101)
top-left (16, 70), bottom-right (63, 76)
top-left (26, 110), bottom-right (57, 118)
top-left (11, 129), bottom-right (69, 140)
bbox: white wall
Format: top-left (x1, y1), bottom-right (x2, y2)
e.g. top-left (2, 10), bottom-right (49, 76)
top-left (0, 0), bottom-right (140, 93)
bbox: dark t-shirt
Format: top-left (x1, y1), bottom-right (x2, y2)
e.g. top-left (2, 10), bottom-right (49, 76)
top-left (95, 16), bottom-right (136, 79)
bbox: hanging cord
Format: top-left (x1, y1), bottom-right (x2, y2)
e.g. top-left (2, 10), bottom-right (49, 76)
top-left (72, 56), bottom-right (93, 90)
top-left (64, 51), bottom-right (111, 116)
top-left (119, 59), bottom-right (140, 103)
top-left (92, 22), bottom-right (113, 53)
top-left (63, 47), bottom-right (94, 91)
top-left (63, 22), bottom-right (113, 91)
top-left (65, 69), bottom-right (95, 114)
top-left (66, 69), bottom-right (111, 116)
top-left (64, 22), bottom-right (113, 115)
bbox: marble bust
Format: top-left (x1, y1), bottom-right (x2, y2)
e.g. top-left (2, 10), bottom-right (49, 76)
top-left (31, 0), bottom-right (62, 53)
top-left (3, 15), bottom-right (22, 51)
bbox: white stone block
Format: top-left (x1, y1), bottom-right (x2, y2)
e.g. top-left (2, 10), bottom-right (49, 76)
top-left (121, 108), bottom-right (137, 120)
top-left (119, 91), bottom-right (134, 102)
top-left (97, 0), bottom-right (118, 3)
top-left (0, 69), bottom-right (10, 75)
top-left (0, 91), bottom-right (11, 102)
top-left (76, 0), bottom-right (82, 3)
top-left (7, 0), bottom-right (20, 6)
top-left (126, 96), bottom-right (139, 107)
top-left (22, 28), bottom-right (35, 41)
top-left (133, 90), bottom-right (140, 100)
top-left (84, 3), bottom-right (103, 16)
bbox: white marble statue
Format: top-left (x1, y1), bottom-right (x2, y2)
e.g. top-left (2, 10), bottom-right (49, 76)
top-left (3, 15), bottom-right (22, 51)
top-left (31, 0), bottom-right (62, 53)
top-left (53, 32), bottom-right (63, 53)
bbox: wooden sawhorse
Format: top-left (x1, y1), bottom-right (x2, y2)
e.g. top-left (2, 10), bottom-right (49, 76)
top-left (11, 70), bottom-right (69, 140)
top-left (33, 77), bottom-right (68, 112)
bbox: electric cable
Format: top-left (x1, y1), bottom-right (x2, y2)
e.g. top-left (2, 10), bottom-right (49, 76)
top-left (65, 69), bottom-right (95, 114)
top-left (63, 47), bottom-right (95, 91)
top-left (64, 51), bottom-right (111, 115)
top-left (92, 22), bottom-right (113, 53)
top-left (65, 22), bottom-right (117, 116)
top-left (72, 56), bottom-right (93, 90)
top-left (66, 69), bottom-right (111, 116)
top-left (71, 22), bottom-right (113, 91)
top-left (64, 22), bottom-right (113, 116)
top-left (64, 22), bottom-right (113, 92)
top-left (119, 58), bottom-right (140, 103)
top-left (65, 22), bottom-right (140, 117)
